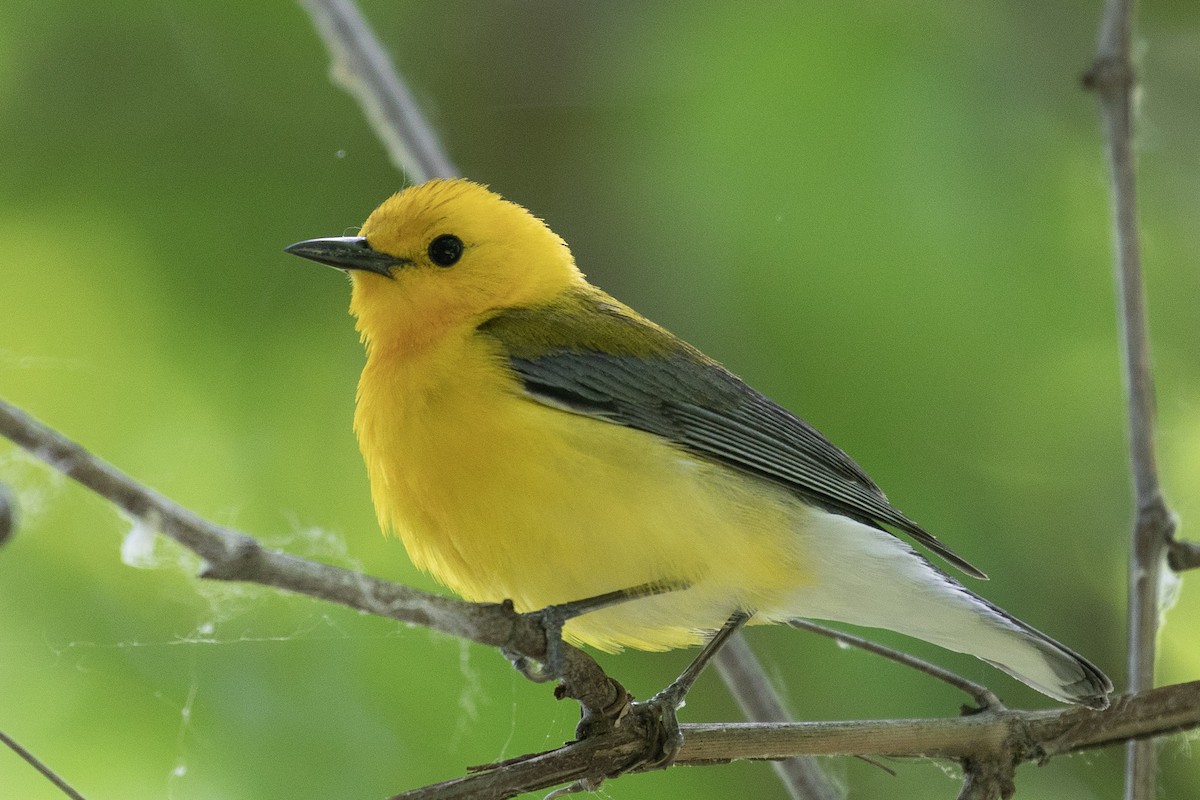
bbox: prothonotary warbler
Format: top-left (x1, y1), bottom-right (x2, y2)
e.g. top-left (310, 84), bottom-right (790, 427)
top-left (287, 178), bottom-right (1112, 709)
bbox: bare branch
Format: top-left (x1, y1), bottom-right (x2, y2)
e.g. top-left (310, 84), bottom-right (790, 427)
top-left (0, 731), bottom-right (87, 800)
top-left (5, 385), bottom-right (1199, 798)
top-left (1082, 1), bottom-right (1180, 797)
top-left (685, 681), bottom-right (1200, 762)
top-left (787, 619), bottom-right (1003, 711)
top-left (0, 398), bottom-right (623, 718)
top-left (715, 634), bottom-right (842, 800)
top-left (1167, 538), bottom-right (1200, 572)
top-left (0, 482), bottom-right (14, 547)
top-left (297, 0), bottom-right (458, 182)
top-left (395, 682), bottom-right (1200, 800)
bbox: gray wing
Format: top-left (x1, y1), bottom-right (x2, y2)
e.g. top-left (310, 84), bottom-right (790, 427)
top-left (479, 299), bottom-right (986, 580)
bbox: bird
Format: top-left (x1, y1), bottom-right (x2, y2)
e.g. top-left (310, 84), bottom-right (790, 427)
top-left (286, 178), bottom-right (1112, 710)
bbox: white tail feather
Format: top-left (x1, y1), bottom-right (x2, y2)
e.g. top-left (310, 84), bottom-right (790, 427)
top-left (776, 511), bottom-right (1110, 707)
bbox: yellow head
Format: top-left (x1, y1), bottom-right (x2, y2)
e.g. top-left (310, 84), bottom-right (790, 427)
top-left (287, 179), bottom-right (581, 355)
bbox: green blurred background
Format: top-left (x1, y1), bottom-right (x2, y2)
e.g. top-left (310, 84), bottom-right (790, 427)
top-left (2, 2), bottom-right (1198, 798)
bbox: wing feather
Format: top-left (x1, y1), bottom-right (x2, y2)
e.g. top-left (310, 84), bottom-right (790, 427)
top-left (478, 289), bottom-right (986, 579)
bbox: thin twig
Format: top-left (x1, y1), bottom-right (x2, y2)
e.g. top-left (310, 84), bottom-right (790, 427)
top-left (787, 619), bottom-right (1003, 711)
top-left (714, 634), bottom-right (842, 800)
top-left (1081, 2), bottom-right (1179, 799)
top-left (297, 0), bottom-right (459, 182)
top-left (294, 2), bottom-right (828, 798)
top-left (0, 482), bottom-right (14, 546)
top-left (1168, 539), bottom-right (1200, 572)
top-left (0, 731), bottom-right (87, 800)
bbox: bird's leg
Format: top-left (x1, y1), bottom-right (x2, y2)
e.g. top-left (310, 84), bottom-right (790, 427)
top-left (502, 580), bottom-right (688, 684)
top-left (633, 611), bottom-right (751, 768)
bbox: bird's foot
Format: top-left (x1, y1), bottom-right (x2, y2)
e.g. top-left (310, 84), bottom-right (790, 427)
top-left (503, 581), bottom-right (690, 683)
top-left (626, 612), bottom-right (751, 770)
top-left (627, 682), bottom-right (688, 769)
top-left (501, 599), bottom-right (573, 683)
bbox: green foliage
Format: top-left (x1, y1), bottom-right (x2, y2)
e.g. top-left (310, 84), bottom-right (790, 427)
top-left (2, 1), bottom-right (1198, 797)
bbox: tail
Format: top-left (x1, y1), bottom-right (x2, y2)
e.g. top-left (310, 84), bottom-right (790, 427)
top-left (964, 592), bottom-right (1112, 709)
top-left (785, 511), bottom-right (1113, 708)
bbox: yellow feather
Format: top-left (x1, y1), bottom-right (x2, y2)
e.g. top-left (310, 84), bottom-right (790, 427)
top-left (353, 270), bottom-right (808, 651)
top-left (287, 178), bottom-right (1112, 705)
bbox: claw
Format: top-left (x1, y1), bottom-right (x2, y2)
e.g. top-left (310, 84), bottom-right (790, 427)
top-left (504, 581), bottom-right (690, 683)
top-left (515, 601), bottom-right (573, 680)
top-left (630, 691), bottom-right (686, 769)
top-left (626, 612), bottom-right (751, 770)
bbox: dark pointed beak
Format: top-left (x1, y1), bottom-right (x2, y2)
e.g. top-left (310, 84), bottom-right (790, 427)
top-left (284, 236), bottom-right (404, 277)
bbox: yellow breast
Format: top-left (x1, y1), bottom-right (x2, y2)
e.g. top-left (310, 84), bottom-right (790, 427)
top-left (354, 330), bottom-right (811, 651)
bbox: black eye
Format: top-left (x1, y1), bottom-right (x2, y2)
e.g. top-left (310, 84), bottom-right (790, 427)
top-left (427, 234), bottom-right (464, 267)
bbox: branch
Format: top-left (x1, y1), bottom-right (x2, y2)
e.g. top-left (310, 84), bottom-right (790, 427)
top-left (297, 0), bottom-right (459, 182)
top-left (394, 681), bottom-right (1200, 800)
top-left (714, 634), bottom-right (841, 800)
top-left (0, 731), bottom-right (87, 800)
top-left (686, 681), bottom-right (1200, 762)
top-left (787, 619), bottom-right (1002, 711)
top-left (0, 481), bottom-right (14, 547)
top-left (0, 398), bottom-right (623, 719)
top-left (1168, 538), bottom-right (1200, 572)
top-left (5, 393), bottom-right (1200, 798)
top-left (1082, 3), bottom-right (1181, 798)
